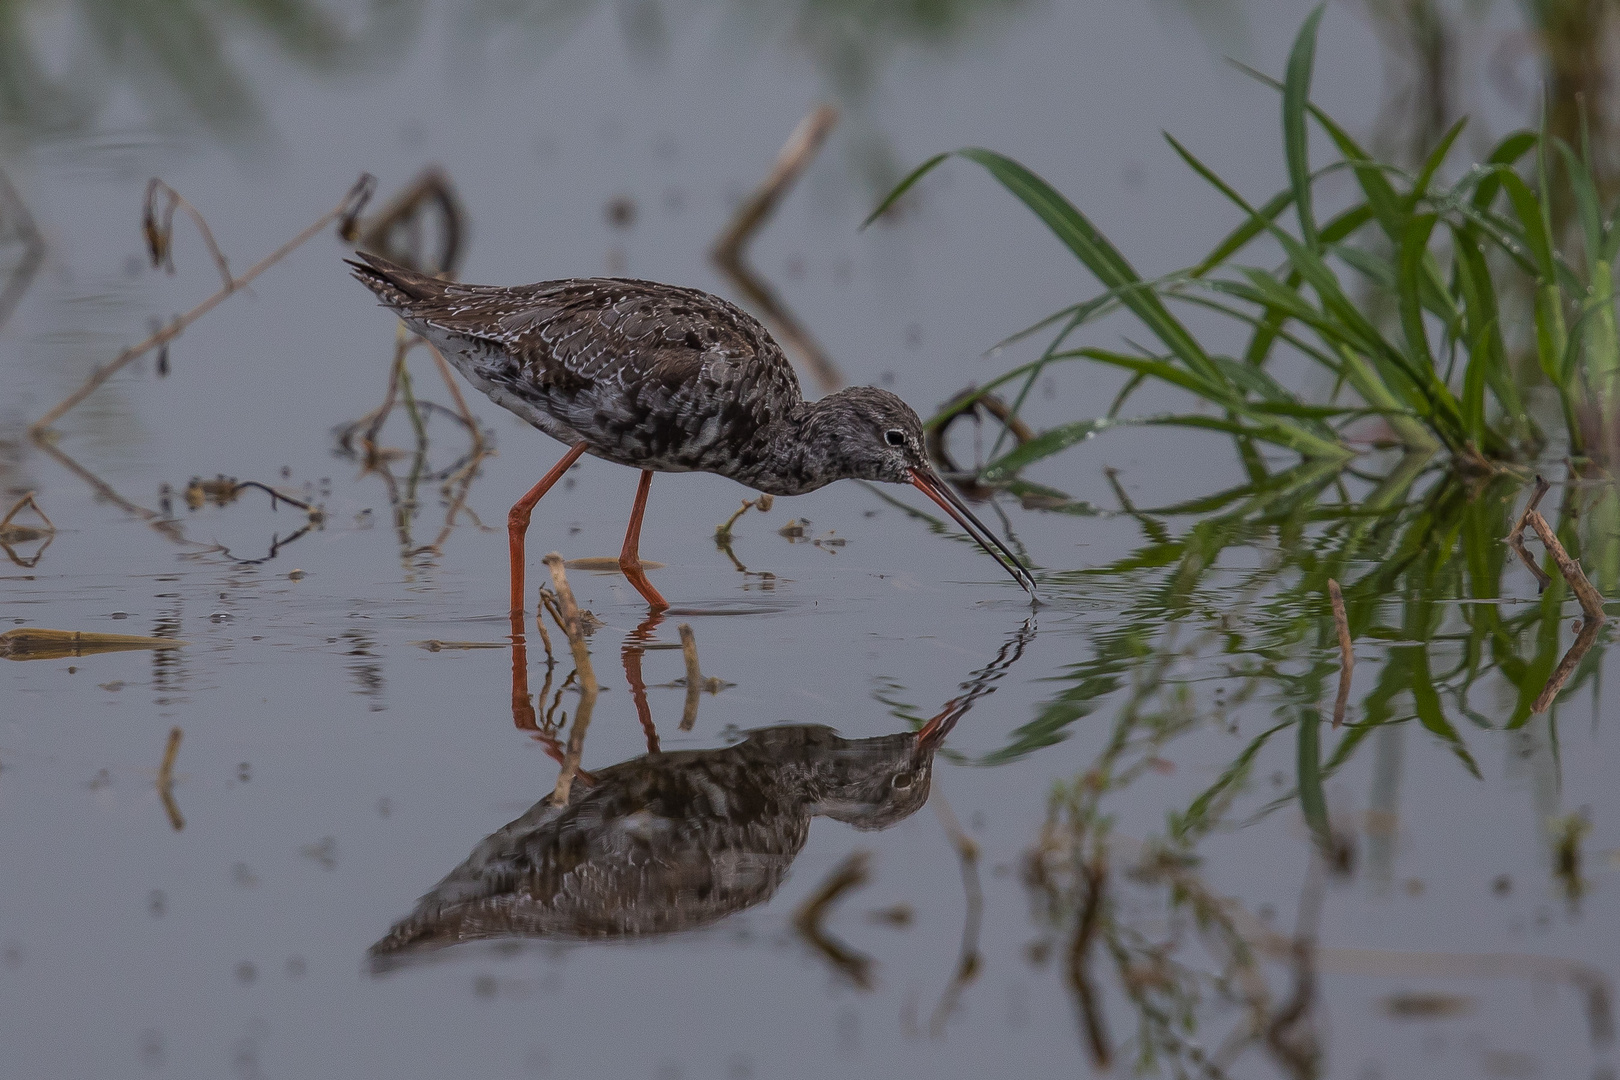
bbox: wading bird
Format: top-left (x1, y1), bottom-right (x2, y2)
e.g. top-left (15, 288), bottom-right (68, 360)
top-left (349, 254), bottom-right (1036, 612)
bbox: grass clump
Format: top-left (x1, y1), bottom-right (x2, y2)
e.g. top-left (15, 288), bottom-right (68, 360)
top-left (868, 5), bottom-right (1620, 478)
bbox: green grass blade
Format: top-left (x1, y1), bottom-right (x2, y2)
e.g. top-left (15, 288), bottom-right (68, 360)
top-left (1409, 117), bottom-right (1468, 205)
top-left (860, 152), bottom-right (949, 228)
top-left (980, 417), bottom-right (1130, 481)
top-left (1283, 5), bottom-right (1327, 249)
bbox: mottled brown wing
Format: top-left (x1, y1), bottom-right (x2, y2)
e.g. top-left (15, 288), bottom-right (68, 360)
top-left (349, 252), bottom-right (775, 394)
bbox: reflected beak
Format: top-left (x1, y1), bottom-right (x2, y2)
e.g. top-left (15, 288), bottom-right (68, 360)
top-left (915, 698), bottom-right (961, 750)
top-left (908, 467), bottom-right (1038, 598)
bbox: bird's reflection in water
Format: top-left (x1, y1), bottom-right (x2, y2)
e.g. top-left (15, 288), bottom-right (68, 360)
top-left (368, 620), bottom-right (1034, 971)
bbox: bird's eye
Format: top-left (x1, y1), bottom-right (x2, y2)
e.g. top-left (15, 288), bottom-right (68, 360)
top-left (884, 429), bottom-right (906, 447)
top-left (891, 771), bottom-right (913, 790)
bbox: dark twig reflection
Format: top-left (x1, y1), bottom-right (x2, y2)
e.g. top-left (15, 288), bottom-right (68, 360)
top-left (712, 105), bottom-right (844, 393)
top-left (793, 849), bottom-right (875, 989)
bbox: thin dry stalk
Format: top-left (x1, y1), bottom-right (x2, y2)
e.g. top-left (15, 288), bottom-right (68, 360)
top-left (31, 436), bottom-right (191, 545)
top-left (1533, 615), bottom-right (1604, 713)
top-left (1328, 579), bottom-right (1353, 729)
top-left (0, 492), bottom-right (54, 537)
top-left (156, 726), bottom-right (184, 832)
top-left (30, 174), bottom-right (376, 436)
top-left (712, 105), bottom-right (844, 392)
top-left (1507, 476), bottom-right (1554, 591)
top-left (678, 623), bottom-right (702, 731)
top-left (1525, 510), bottom-right (1609, 621)
top-left (543, 554), bottom-right (599, 804)
top-left (792, 849), bottom-right (875, 989)
top-left (715, 493), bottom-right (774, 543)
top-left (144, 179), bottom-right (233, 288)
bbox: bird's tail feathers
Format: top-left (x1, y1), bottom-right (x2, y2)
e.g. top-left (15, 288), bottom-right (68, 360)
top-left (346, 250), bottom-right (437, 313)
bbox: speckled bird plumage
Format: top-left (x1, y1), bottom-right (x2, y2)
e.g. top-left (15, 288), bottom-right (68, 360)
top-left (347, 254), bottom-right (928, 495)
top-left (367, 725), bottom-right (936, 966)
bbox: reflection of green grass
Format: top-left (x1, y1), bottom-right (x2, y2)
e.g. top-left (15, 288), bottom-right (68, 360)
top-left (1009, 463), bottom-right (1612, 1070)
top-left (870, 8), bottom-right (1620, 471)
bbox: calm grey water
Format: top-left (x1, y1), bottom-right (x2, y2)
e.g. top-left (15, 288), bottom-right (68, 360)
top-left (2, 2), bottom-right (1615, 1078)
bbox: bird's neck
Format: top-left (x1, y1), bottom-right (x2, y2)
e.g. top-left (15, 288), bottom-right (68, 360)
top-left (748, 394), bottom-right (854, 496)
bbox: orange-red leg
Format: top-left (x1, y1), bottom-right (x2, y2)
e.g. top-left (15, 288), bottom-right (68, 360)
top-left (619, 469), bottom-right (669, 611)
top-left (509, 441), bottom-right (588, 617)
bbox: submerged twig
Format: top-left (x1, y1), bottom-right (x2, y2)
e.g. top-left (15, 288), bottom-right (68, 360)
top-left (30, 173), bottom-right (375, 436)
top-left (1506, 476), bottom-right (1553, 592)
top-left (156, 727), bottom-right (184, 832)
top-left (792, 849), bottom-right (875, 989)
top-left (543, 553), bottom-right (599, 804)
top-left (712, 105), bottom-right (843, 392)
top-left (1328, 579), bottom-right (1353, 729)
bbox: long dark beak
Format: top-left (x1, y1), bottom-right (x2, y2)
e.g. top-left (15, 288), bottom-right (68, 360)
top-left (908, 467), bottom-right (1038, 598)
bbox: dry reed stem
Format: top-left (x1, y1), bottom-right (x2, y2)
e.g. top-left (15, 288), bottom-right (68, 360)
top-left (0, 492), bottom-right (53, 535)
top-left (543, 554), bottom-right (598, 804)
top-left (792, 849), bottom-right (875, 989)
top-left (144, 179), bottom-right (233, 288)
top-left (1328, 579), bottom-right (1353, 729)
top-left (1525, 509), bottom-right (1608, 621)
top-left (0, 627), bottom-right (187, 660)
top-left (711, 105), bottom-right (844, 392)
top-left (30, 173), bottom-right (376, 435)
top-left (1507, 476), bottom-right (1553, 592)
top-left (157, 727), bottom-right (184, 832)
top-left (678, 624), bottom-right (702, 731)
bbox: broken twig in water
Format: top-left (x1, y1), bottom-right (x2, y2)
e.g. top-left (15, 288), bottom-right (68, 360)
top-left (1328, 579), bottom-right (1353, 729)
top-left (712, 105), bottom-right (843, 392)
top-left (30, 174), bottom-right (376, 436)
top-left (0, 491), bottom-right (54, 541)
top-left (543, 554), bottom-right (599, 804)
top-left (1507, 476), bottom-right (1553, 592)
top-left (792, 849), bottom-right (875, 989)
top-left (715, 493), bottom-right (774, 543)
top-left (157, 726), bottom-right (184, 832)
top-left (0, 627), bottom-right (186, 660)
top-left (1524, 509), bottom-right (1608, 622)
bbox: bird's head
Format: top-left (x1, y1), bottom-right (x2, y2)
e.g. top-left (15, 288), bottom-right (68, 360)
top-left (807, 731), bottom-right (940, 832)
top-left (804, 386), bottom-right (1038, 597)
